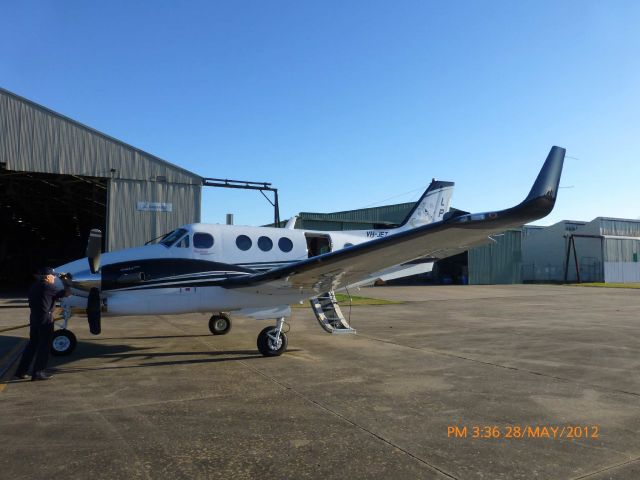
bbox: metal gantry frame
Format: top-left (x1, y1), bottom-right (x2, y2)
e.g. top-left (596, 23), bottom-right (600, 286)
top-left (202, 178), bottom-right (280, 226)
top-left (563, 233), bottom-right (604, 283)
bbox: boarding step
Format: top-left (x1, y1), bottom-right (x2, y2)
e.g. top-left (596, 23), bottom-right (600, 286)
top-left (310, 291), bottom-right (356, 335)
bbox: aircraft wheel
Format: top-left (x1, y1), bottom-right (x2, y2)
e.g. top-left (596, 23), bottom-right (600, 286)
top-left (51, 330), bottom-right (77, 356)
top-left (209, 313), bottom-right (231, 336)
top-left (257, 326), bottom-right (288, 357)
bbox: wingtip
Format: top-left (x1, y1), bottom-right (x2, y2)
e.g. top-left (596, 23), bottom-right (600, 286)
top-left (523, 146), bottom-right (566, 204)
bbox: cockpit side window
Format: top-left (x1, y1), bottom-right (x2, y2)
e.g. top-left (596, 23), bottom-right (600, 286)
top-left (175, 235), bottom-right (190, 248)
top-left (160, 228), bottom-right (188, 247)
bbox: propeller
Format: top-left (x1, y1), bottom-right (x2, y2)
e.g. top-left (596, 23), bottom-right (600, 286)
top-left (85, 229), bottom-right (103, 334)
top-left (86, 229), bottom-right (103, 274)
top-left (87, 287), bottom-right (101, 335)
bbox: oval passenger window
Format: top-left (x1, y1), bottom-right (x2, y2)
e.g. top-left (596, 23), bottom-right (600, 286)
top-left (236, 235), bottom-right (252, 251)
top-left (258, 236), bottom-right (273, 251)
top-left (193, 233), bottom-right (214, 249)
top-left (278, 237), bottom-right (293, 252)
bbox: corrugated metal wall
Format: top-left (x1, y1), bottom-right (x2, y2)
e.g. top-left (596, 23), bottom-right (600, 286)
top-left (577, 217), bottom-right (640, 238)
top-left (0, 88), bottom-right (201, 185)
top-left (521, 221), bottom-right (589, 282)
top-left (469, 230), bottom-right (522, 284)
top-left (603, 238), bottom-right (640, 282)
top-left (569, 236), bottom-right (603, 282)
top-left (0, 88), bottom-right (203, 252)
top-left (599, 219), bottom-right (640, 237)
top-left (298, 202), bottom-right (414, 227)
top-left (604, 238), bottom-right (640, 262)
top-left (107, 180), bottom-right (201, 251)
top-left (298, 219), bottom-right (383, 231)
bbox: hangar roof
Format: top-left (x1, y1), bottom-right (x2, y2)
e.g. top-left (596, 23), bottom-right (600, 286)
top-left (299, 202), bottom-right (416, 227)
top-left (579, 217), bottom-right (640, 238)
top-left (0, 87), bottom-right (202, 185)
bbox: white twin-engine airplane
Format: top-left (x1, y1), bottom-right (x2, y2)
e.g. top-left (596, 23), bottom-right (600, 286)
top-left (50, 146), bottom-right (565, 358)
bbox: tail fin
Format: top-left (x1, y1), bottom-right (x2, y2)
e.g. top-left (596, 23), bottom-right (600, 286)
top-left (398, 180), bottom-right (454, 229)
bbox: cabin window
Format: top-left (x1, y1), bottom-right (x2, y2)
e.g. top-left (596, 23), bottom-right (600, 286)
top-left (193, 233), bottom-right (214, 249)
top-left (236, 235), bottom-right (252, 251)
top-left (175, 235), bottom-right (190, 248)
top-left (278, 237), bottom-right (293, 252)
top-left (258, 236), bottom-right (273, 251)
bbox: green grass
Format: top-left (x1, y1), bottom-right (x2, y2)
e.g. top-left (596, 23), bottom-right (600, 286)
top-left (292, 293), bottom-right (401, 308)
top-left (568, 282), bottom-right (640, 289)
top-left (334, 293), bottom-right (402, 305)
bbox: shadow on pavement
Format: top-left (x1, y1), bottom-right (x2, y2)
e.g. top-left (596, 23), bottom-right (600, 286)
top-left (93, 334), bottom-right (213, 341)
top-left (49, 350), bottom-right (299, 375)
top-left (3, 333), bottom-right (298, 380)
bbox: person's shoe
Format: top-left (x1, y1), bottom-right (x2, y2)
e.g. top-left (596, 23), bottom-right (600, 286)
top-left (14, 372), bottom-right (30, 380)
top-left (31, 371), bottom-right (52, 381)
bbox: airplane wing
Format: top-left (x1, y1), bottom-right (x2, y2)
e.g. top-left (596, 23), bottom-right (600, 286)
top-left (220, 146), bottom-right (565, 295)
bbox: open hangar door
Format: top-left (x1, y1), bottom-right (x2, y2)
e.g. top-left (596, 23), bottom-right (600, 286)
top-left (0, 170), bottom-right (107, 290)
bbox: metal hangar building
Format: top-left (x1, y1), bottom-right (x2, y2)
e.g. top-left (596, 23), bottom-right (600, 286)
top-left (0, 87), bottom-right (203, 286)
top-left (522, 217), bottom-right (640, 283)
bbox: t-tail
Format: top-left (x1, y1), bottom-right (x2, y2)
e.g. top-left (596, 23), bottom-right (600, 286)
top-left (397, 180), bottom-right (454, 231)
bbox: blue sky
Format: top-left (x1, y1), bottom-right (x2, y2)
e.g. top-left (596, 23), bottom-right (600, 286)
top-left (2, 1), bottom-right (639, 226)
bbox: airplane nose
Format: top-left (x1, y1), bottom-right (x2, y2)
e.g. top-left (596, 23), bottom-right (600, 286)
top-left (68, 270), bottom-right (101, 291)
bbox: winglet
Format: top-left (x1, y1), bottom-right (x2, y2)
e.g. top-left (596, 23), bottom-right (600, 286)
top-left (522, 146), bottom-right (565, 204)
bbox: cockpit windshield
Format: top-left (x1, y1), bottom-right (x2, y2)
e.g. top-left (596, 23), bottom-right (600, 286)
top-left (159, 228), bottom-right (188, 247)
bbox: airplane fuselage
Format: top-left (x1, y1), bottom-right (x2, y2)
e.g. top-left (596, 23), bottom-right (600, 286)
top-left (57, 222), bottom-right (422, 318)
top-left (57, 178), bottom-right (455, 320)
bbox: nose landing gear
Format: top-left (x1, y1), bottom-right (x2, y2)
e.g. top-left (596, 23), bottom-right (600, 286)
top-left (51, 329), bottom-right (77, 356)
top-left (51, 305), bottom-right (77, 356)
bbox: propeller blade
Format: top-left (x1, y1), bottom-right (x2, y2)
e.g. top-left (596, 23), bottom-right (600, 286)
top-left (86, 287), bottom-right (101, 335)
top-left (86, 229), bottom-right (102, 274)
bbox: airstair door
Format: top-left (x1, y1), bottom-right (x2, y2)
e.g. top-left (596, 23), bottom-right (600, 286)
top-left (310, 290), bottom-right (356, 334)
top-left (305, 233), bottom-right (332, 258)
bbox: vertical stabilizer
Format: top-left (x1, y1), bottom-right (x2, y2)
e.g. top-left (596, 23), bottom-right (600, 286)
top-left (398, 180), bottom-right (454, 230)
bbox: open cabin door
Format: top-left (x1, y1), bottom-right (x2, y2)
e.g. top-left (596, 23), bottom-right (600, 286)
top-left (305, 233), bottom-right (332, 258)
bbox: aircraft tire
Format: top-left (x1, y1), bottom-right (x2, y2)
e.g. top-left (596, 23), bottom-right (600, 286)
top-left (51, 330), bottom-right (77, 356)
top-left (257, 326), bottom-right (288, 357)
top-left (209, 314), bottom-right (231, 335)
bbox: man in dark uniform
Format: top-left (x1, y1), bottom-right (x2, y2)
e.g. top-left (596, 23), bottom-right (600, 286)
top-left (15, 267), bottom-right (70, 381)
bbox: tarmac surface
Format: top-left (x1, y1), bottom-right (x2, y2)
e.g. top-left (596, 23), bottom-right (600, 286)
top-left (1, 284), bottom-right (640, 479)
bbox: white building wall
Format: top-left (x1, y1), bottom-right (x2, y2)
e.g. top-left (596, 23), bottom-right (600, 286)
top-left (603, 237), bottom-right (640, 283)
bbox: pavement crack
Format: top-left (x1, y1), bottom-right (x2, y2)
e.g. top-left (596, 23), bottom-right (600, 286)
top-left (571, 455), bottom-right (640, 479)
top-left (158, 315), bottom-right (460, 479)
top-left (359, 334), bottom-right (640, 398)
top-left (21, 392), bottom-right (241, 419)
top-left (238, 358), bottom-right (459, 480)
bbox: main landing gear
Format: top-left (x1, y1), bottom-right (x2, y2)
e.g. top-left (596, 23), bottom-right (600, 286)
top-left (257, 317), bottom-right (288, 357)
top-left (208, 312), bottom-right (288, 357)
top-left (208, 313), bottom-right (231, 335)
